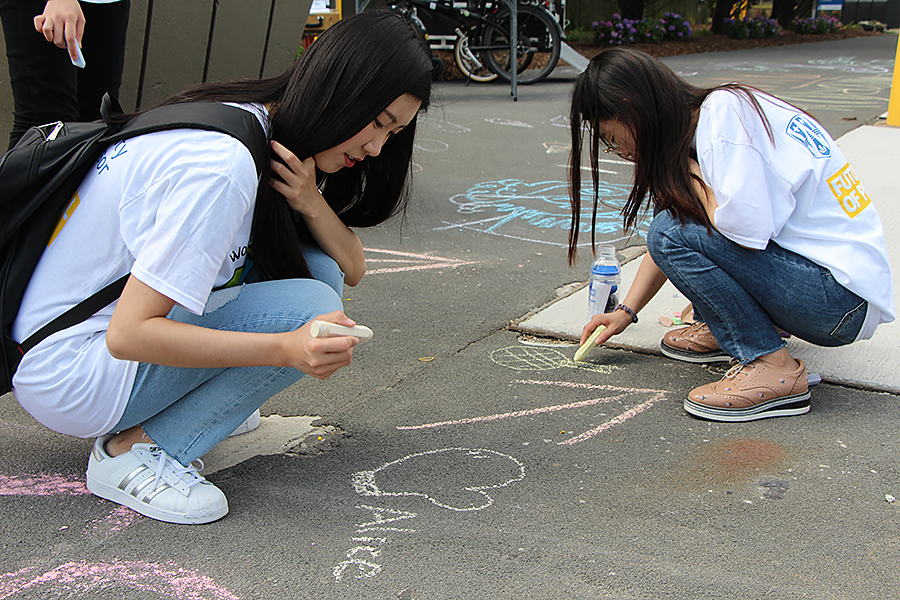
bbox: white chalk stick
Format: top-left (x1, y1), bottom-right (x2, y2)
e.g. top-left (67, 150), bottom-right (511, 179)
top-left (71, 43), bottom-right (86, 68)
top-left (310, 320), bottom-right (374, 341)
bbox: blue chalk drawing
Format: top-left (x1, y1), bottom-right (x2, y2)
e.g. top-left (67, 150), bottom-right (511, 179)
top-left (435, 179), bottom-right (650, 247)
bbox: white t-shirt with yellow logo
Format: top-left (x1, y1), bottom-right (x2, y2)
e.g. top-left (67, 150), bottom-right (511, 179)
top-left (11, 104), bottom-right (267, 438)
top-left (695, 89), bottom-right (894, 340)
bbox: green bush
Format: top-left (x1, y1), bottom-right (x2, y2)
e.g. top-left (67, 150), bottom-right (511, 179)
top-left (722, 16), bottom-right (783, 40)
top-left (564, 28), bottom-right (594, 43)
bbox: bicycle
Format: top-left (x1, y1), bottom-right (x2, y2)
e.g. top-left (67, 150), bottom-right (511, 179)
top-left (386, 0), bottom-right (562, 85)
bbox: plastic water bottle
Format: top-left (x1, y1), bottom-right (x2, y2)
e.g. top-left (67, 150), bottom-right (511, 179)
top-left (588, 245), bottom-right (621, 318)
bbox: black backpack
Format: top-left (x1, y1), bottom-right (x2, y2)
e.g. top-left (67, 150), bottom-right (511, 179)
top-left (0, 94), bottom-right (268, 395)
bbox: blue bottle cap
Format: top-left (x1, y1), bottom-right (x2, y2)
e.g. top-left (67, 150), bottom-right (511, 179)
top-left (591, 264), bottom-right (620, 275)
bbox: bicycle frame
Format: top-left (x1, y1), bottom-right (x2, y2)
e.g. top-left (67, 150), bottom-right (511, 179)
top-left (387, 0), bottom-right (563, 86)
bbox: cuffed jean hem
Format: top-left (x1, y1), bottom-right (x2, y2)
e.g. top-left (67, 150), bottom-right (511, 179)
top-left (647, 210), bottom-right (867, 363)
top-left (110, 277), bottom-right (343, 465)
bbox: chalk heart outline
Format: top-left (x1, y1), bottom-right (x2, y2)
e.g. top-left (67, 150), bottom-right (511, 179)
top-left (351, 448), bottom-right (525, 512)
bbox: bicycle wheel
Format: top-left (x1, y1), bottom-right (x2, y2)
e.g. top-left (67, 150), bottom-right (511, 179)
top-left (480, 4), bottom-right (561, 85)
top-left (454, 33), bottom-right (498, 83)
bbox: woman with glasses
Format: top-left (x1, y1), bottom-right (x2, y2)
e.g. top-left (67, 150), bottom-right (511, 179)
top-left (567, 48), bottom-right (893, 422)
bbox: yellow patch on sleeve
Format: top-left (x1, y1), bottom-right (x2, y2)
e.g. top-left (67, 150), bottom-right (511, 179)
top-left (827, 164), bottom-right (871, 218)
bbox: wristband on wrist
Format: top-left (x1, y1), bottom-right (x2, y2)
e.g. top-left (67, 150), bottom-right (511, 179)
top-left (616, 303), bottom-right (638, 324)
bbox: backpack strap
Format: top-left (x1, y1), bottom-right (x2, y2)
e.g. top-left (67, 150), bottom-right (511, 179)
top-left (109, 101), bottom-right (270, 176)
top-left (17, 274), bottom-right (129, 356)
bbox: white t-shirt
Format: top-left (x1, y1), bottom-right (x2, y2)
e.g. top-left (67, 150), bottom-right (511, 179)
top-left (11, 103), bottom-right (268, 438)
top-left (695, 90), bottom-right (895, 340)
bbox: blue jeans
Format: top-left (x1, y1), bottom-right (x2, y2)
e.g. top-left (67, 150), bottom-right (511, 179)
top-left (110, 247), bottom-right (344, 464)
top-left (647, 211), bottom-right (867, 364)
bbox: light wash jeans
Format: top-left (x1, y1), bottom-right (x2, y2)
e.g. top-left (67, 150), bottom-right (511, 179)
top-left (647, 211), bottom-right (867, 364)
top-left (109, 246), bottom-right (344, 464)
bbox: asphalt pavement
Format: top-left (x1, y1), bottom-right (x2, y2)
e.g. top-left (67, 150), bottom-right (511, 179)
top-left (1, 34), bottom-right (899, 599)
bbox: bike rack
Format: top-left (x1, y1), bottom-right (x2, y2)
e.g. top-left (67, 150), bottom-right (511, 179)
top-left (504, 0), bottom-right (518, 100)
top-left (355, 0), bottom-right (520, 99)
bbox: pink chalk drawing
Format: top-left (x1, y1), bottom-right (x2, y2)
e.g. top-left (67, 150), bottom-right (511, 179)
top-left (0, 560), bottom-right (240, 599)
top-left (0, 473), bottom-right (88, 496)
top-left (83, 505), bottom-right (140, 538)
top-left (363, 247), bottom-right (482, 275)
top-left (398, 379), bottom-right (668, 445)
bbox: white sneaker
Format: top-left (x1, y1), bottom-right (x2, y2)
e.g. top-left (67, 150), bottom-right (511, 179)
top-left (227, 409), bottom-right (261, 437)
top-left (86, 436), bottom-right (228, 524)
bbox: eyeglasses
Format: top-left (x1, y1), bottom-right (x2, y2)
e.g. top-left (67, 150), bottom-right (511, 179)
top-left (601, 137), bottom-right (631, 161)
top-left (598, 118), bottom-right (631, 160)
top-left (601, 137), bottom-right (621, 156)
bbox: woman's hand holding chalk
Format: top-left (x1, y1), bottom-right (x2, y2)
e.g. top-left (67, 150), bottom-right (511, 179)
top-left (574, 325), bottom-right (606, 362)
top-left (310, 320), bottom-right (374, 341)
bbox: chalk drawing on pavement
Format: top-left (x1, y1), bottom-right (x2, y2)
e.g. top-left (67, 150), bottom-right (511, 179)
top-left (334, 449), bottom-right (525, 582)
top-left (333, 505), bottom-right (418, 582)
top-left (0, 473), bottom-right (89, 496)
top-left (398, 380), bottom-right (667, 446)
top-left (488, 345), bottom-right (621, 374)
top-left (363, 247), bottom-right (483, 275)
top-left (435, 179), bottom-right (649, 247)
top-left (543, 142), bottom-right (568, 154)
top-left (414, 138), bottom-right (450, 152)
top-left (0, 560), bottom-right (240, 599)
top-left (351, 448), bottom-right (525, 512)
top-left (485, 117), bottom-right (533, 128)
top-left (83, 505), bottom-right (141, 540)
top-left (675, 58), bottom-right (893, 113)
top-left (678, 57), bottom-right (894, 76)
top-left (420, 118), bottom-right (471, 134)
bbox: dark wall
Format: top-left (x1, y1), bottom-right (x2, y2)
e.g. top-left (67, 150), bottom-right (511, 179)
top-left (0, 0), bottom-right (313, 139)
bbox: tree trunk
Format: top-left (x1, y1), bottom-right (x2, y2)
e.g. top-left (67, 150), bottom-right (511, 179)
top-left (711, 0), bottom-right (738, 33)
top-left (616, 0), bottom-right (645, 20)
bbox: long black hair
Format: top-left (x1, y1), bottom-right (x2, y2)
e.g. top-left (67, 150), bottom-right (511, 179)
top-left (567, 47), bottom-right (771, 265)
top-left (157, 10), bottom-right (433, 280)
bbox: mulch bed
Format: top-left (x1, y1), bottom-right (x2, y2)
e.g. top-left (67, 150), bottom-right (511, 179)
top-left (434, 28), bottom-right (889, 81)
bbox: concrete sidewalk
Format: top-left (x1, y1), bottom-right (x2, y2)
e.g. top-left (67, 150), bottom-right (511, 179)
top-left (516, 121), bottom-right (900, 393)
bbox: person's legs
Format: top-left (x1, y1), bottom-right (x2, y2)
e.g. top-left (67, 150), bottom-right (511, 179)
top-left (112, 277), bottom-right (343, 464)
top-left (77, 0), bottom-right (130, 121)
top-left (88, 276), bottom-right (342, 523)
top-left (647, 210), bottom-right (867, 363)
top-left (302, 244), bottom-right (346, 296)
top-left (646, 211), bottom-right (867, 421)
top-left (0, 0), bottom-right (78, 148)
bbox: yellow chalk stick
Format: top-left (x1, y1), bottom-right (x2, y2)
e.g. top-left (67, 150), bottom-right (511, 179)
top-left (574, 325), bottom-right (606, 362)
